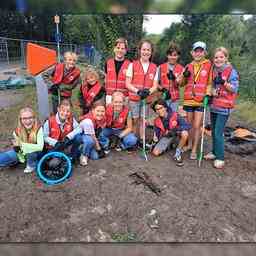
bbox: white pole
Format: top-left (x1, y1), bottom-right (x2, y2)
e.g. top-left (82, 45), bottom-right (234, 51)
top-left (54, 15), bottom-right (61, 62)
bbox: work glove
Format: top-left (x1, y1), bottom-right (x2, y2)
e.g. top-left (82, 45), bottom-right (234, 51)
top-left (183, 67), bottom-right (191, 78)
top-left (50, 84), bottom-right (59, 95)
top-left (13, 146), bottom-right (21, 152)
top-left (162, 88), bottom-right (170, 100)
top-left (167, 70), bottom-right (176, 81)
top-left (95, 128), bottom-right (102, 137)
top-left (214, 72), bottom-right (225, 85)
top-left (63, 136), bottom-right (71, 147)
top-left (137, 88), bottom-right (150, 100)
top-left (97, 149), bottom-right (106, 159)
top-left (53, 141), bottom-right (65, 151)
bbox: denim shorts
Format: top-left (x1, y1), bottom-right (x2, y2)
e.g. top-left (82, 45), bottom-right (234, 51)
top-left (129, 100), bottom-right (149, 119)
top-left (183, 105), bottom-right (204, 112)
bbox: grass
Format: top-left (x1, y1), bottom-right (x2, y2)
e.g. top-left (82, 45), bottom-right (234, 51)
top-left (111, 232), bottom-right (137, 242)
top-left (233, 99), bottom-right (256, 127)
top-left (0, 85), bottom-right (37, 136)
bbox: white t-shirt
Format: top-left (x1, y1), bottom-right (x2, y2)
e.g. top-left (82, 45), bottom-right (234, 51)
top-left (79, 119), bottom-right (95, 135)
top-left (126, 62), bottom-right (158, 81)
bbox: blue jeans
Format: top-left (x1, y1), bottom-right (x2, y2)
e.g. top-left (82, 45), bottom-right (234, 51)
top-left (210, 112), bottom-right (229, 161)
top-left (0, 149), bottom-right (40, 168)
top-left (99, 128), bottom-right (138, 150)
top-left (81, 135), bottom-right (99, 160)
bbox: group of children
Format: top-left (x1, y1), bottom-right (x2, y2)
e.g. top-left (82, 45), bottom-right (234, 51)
top-left (0, 37), bottom-right (239, 173)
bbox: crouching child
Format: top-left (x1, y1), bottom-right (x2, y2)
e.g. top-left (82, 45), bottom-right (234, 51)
top-left (99, 91), bottom-right (137, 153)
top-left (79, 102), bottom-right (107, 166)
top-left (43, 99), bottom-right (82, 163)
top-left (0, 107), bottom-right (44, 173)
top-left (151, 99), bottom-right (191, 166)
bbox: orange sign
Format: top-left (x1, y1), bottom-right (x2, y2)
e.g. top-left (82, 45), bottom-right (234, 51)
top-left (26, 43), bottom-right (57, 76)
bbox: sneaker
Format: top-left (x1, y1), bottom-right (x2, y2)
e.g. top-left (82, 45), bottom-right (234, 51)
top-left (204, 152), bottom-right (216, 160)
top-left (79, 155), bottom-right (88, 166)
top-left (115, 145), bottom-right (122, 152)
top-left (24, 166), bottom-right (34, 173)
top-left (190, 152), bottom-right (197, 160)
top-left (104, 149), bottom-right (111, 155)
top-left (173, 154), bottom-right (184, 167)
top-left (214, 159), bottom-right (225, 169)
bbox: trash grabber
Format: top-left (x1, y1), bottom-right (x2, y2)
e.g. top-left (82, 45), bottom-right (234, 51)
top-left (198, 96), bottom-right (208, 167)
top-left (141, 98), bottom-right (148, 161)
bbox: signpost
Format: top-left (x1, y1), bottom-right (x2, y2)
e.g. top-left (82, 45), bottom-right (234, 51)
top-left (54, 14), bottom-right (61, 62)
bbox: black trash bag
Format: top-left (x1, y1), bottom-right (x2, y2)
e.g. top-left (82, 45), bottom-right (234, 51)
top-left (41, 156), bottom-right (68, 180)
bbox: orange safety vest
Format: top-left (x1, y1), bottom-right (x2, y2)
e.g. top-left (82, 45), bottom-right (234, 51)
top-left (211, 65), bottom-right (237, 109)
top-left (154, 112), bottom-right (178, 137)
top-left (80, 111), bottom-right (106, 130)
top-left (80, 81), bottom-right (102, 107)
top-left (48, 114), bottom-right (73, 142)
top-left (129, 60), bottom-right (157, 102)
top-left (105, 58), bottom-right (130, 96)
top-left (184, 60), bottom-right (212, 102)
top-left (15, 123), bottom-right (41, 144)
top-left (159, 63), bottom-right (184, 101)
top-left (52, 63), bottom-right (81, 97)
top-left (106, 104), bottom-right (129, 129)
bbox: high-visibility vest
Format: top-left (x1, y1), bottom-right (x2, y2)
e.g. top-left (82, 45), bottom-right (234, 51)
top-left (159, 62), bottom-right (184, 101)
top-left (184, 60), bottom-right (212, 102)
top-left (106, 104), bottom-right (129, 129)
top-left (80, 81), bottom-right (102, 107)
top-left (52, 63), bottom-right (80, 97)
top-left (129, 60), bottom-right (157, 102)
top-left (105, 58), bottom-right (130, 96)
top-left (211, 65), bottom-right (237, 109)
top-left (154, 111), bottom-right (178, 137)
top-left (48, 114), bottom-right (73, 141)
top-left (15, 123), bottom-right (41, 144)
top-left (80, 111), bottom-right (106, 130)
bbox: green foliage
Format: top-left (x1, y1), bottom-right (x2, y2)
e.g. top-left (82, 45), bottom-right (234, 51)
top-left (155, 14), bottom-right (256, 101)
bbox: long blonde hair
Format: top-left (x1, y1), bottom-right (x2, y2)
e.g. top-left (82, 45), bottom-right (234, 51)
top-left (214, 47), bottom-right (231, 65)
top-left (15, 107), bottom-right (40, 143)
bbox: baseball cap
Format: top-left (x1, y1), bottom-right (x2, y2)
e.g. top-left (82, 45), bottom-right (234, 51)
top-left (192, 41), bottom-right (206, 51)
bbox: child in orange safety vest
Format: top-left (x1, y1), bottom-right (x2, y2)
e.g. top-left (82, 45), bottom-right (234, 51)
top-left (42, 51), bottom-right (81, 114)
top-left (158, 42), bottom-right (184, 112)
top-left (78, 67), bottom-right (105, 115)
top-left (126, 39), bottom-right (158, 146)
top-left (180, 41), bottom-right (212, 160)
top-left (105, 37), bottom-right (130, 105)
top-left (204, 47), bottom-right (239, 169)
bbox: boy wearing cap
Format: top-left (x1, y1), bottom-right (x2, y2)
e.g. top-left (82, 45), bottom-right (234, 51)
top-left (180, 41), bottom-right (212, 160)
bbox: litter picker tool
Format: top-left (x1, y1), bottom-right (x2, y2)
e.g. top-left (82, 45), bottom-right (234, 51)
top-left (198, 96), bottom-right (208, 167)
top-left (140, 99), bottom-right (148, 161)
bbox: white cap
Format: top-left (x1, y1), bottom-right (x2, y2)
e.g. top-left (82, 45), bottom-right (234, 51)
top-left (192, 41), bottom-right (206, 51)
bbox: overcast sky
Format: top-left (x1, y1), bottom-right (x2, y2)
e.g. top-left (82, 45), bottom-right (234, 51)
top-left (143, 14), bottom-right (253, 35)
top-left (143, 15), bottom-right (183, 35)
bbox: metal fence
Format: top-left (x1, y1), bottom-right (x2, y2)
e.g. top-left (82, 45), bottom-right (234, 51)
top-left (0, 36), bottom-right (103, 71)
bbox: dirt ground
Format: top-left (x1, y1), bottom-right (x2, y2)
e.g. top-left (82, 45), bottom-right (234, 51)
top-left (0, 86), bottom-right (256, 244)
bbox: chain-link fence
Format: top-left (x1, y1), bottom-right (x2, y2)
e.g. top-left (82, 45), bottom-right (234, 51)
top-left (0, 36), bottom-right (103, 72)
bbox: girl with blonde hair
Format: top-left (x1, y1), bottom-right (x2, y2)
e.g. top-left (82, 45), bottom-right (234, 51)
top-left (0, 107), bottom-right (44, 173)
